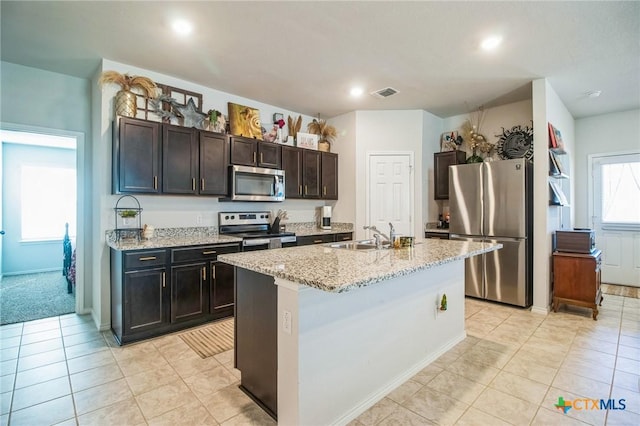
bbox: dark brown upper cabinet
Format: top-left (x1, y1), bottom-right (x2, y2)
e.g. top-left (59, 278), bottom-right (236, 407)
top-left (199, 132), bottom-right (228, 196)
top-left (434, 151), bottom-right (466, 200)
top-left (113, 117), bottom-right (229, 196)
top-left (114, 117), bottom-right (161, 194)
top-left (321, 152), bottom-right (338, 200)
top-left (163, 124), bottom-right (198, 194)
top-left (229, 136), bottom-right (281, 169)
top-left (302, 149), bottom-right (321, 198)
top-left (282, 146), bottom-right (303, 198)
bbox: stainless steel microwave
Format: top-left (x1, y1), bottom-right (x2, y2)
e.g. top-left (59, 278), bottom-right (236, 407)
top-left (225, 165), bottom-right (285, 202)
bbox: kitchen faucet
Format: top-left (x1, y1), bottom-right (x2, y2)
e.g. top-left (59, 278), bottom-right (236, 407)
top-left (363, 223), bottom-right (396, 249)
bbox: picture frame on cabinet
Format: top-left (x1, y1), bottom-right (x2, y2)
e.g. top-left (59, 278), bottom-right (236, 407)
top-left (441, 131), bottom-right (463, 152)
top-left (297, 132), bottom-right (319, 150)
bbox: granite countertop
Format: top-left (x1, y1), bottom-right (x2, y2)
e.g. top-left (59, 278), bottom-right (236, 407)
top-left (218, 239), bottom-right (501, 293)
top-left (284, 222), bottom-right (353, 237)
top-left (106, 227), bottom-right (242, 251)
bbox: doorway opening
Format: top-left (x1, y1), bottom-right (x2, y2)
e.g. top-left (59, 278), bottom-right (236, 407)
top-left (0, 125), bottom-right (84, 325)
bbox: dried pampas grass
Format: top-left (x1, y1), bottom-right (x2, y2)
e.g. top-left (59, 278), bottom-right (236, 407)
top-left (287, 115), bottom-right (302, 139)
top-left (98, 71), bottom-right (157, 98)
top-left (307, 119), bottom-right (337, 144)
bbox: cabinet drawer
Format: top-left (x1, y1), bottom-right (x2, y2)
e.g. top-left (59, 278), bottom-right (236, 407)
top-left (171, 244), bottom-right (240, 263)
top-left (425, 232), bottom-right (450, 240)
top-left (335, 233), bottom-right (353, 242)
top-left (124, 250), bottom-right (167, 269)
top-left (297, 234), bottom-right (334, 246)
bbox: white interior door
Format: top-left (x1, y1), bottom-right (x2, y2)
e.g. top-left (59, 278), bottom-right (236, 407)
top-left (591, 152), bottom-right (640, 286)
top-left (367, 153), bottom-right (413, 239)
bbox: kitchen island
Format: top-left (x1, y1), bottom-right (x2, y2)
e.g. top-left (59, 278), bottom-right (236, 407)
top-left (218, 239), bottom-right (500, 425)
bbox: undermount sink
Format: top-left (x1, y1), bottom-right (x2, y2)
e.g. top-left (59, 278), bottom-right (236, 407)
top-left (328, 240), bottom-right (387, 251)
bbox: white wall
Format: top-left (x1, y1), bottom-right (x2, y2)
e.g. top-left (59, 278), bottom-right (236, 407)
top-left (354, 110), bottom-right (425, 240)
top-left (531, 78), bottom-right (575, 314)
top-left (328, 111), bottom-right (357, 224)
top-left (2, 144), bottom-right (75, 274)
top-left (574, 109), bottom-right (640, 227)
top-left (1, 61), bottom-right (92, 311)
top-left (422, 111), bottom-right (444, 224)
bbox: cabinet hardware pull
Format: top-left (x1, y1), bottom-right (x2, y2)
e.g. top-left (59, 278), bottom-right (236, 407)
top-left (202, 250), bottom-right (216, 255)
top-left (162, 272), bottom-right (166, 288)
top-left (260, 153), bottom-right (264, 163)
top-left (203, 266), bottom-right (206, 281)
top-left (313, 239), bottom-right (323, 243)
top-left (139, 256), bottom-right (157, 261)
top-left (253, 152), bottom-right (256, 163)
top-left (153, 176), bottom-right (158, 190)
top-left (192, 178), bottom-right (196, 191)
top-left (305, 185), bottom-right (308, 195)
top-left (342, 237), bottom-right (350, 240)
top-left (201, 179), bottom-right (205, 191)
top-left (212, 265), bottom-right (216, 280)
top-left (323, 186), bottom-right (327, 196)
top-left (299, 185), bottom-right (302, 195)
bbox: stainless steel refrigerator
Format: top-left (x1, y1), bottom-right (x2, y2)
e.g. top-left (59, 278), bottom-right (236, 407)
top-left (449, 158), bottom-right (533, 307)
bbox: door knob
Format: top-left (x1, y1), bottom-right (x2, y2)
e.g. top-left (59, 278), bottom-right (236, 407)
top-left (0, 230), bottom-right (5, 235)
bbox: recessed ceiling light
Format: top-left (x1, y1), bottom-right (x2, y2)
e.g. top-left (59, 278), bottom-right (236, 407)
top-left (585, 90), bottom-right (602, 98)
top-left (481, 36), bottom-right (502, 51)
top-left (350, 87), bottom-right (364, 97)
top-left (172, 19), bottom-right (193, 36)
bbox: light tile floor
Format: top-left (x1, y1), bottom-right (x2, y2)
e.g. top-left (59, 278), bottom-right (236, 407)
top-left (1, 295), bottom-right (638, 425)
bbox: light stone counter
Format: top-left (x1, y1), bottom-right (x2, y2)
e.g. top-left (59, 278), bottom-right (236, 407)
top-left (106, 227), bottom-right (241, 251)
top-left (219, 238), bottom-right (500, 293)
top-left (283, 222), bottom-right (353, 237)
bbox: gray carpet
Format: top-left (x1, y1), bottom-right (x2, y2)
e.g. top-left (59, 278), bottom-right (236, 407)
top-left (0, 271), bottom-right (75, 325)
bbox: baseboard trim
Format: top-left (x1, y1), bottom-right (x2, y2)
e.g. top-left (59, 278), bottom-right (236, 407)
top-left (3, 268), bottom-right (63, 276)
top-left (531, 305), bottom-right (549, 316)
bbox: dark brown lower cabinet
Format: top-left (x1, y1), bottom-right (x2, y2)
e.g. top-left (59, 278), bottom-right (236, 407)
top-left (171, 262), bottom-right (208, 323)
top-left (296, 232), bottom-right (353, 246)
top-left (111, 242), bottom-right (239, 345)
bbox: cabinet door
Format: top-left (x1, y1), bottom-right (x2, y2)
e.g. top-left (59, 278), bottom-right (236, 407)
top-left (124, 267), bottom-right (168, 335)
top-left (282, 146), bottom-right (303, 198)
top-left (434, 151), bottom-right (466, 200)
top-left (321, 152), bottom-right (338, 199)
top-left (230, 137), bottom-right (257, 166)
top-left (211, 261), bottom-right (235, 313)
top-left (258, 142), bottom-right (281, 169)
top-left (163, 125), bottom-right (198, 194)
top-left (116, 117), bottom-right (161, 194)
top-left (200, 132), bottom-right (228, 195)
top-left (171, 262), bottom-right (209, 323)
top-left (302, 150), bottom-right (321, 198)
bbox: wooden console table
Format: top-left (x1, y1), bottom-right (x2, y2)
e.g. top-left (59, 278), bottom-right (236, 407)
top-left (552, 249), bottom-right (602, 320)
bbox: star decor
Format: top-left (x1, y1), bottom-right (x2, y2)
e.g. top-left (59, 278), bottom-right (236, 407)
top-left (173, 98), bottom-right (206, 129)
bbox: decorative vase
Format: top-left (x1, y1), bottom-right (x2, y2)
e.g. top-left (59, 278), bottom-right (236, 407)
top-left (318, 141), bottom-right (330, 152)
top-left (466, 148), bottom-right (483, 163)
top-left (114, 90), bottom-right (137, 117)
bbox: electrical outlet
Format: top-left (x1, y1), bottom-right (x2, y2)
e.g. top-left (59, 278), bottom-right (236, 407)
top-left (283, 310), bottom-right (292, 334)
top-left (196, 214), bottom-right (203, 225)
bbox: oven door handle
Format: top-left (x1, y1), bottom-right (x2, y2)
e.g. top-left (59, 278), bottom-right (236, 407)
top-left (243, 238), bottom-right (270, 247)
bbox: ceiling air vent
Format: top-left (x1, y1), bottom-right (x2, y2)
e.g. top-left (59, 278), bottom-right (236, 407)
top-left (370, 87), bottom-right (399, 99)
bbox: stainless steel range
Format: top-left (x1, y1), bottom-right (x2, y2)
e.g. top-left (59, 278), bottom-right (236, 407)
top-left (219, 211), bottom-right (296, 251)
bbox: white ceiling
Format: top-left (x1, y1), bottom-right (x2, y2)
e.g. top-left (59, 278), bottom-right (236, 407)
top-left (1, 1), bottom-right (638, 119)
